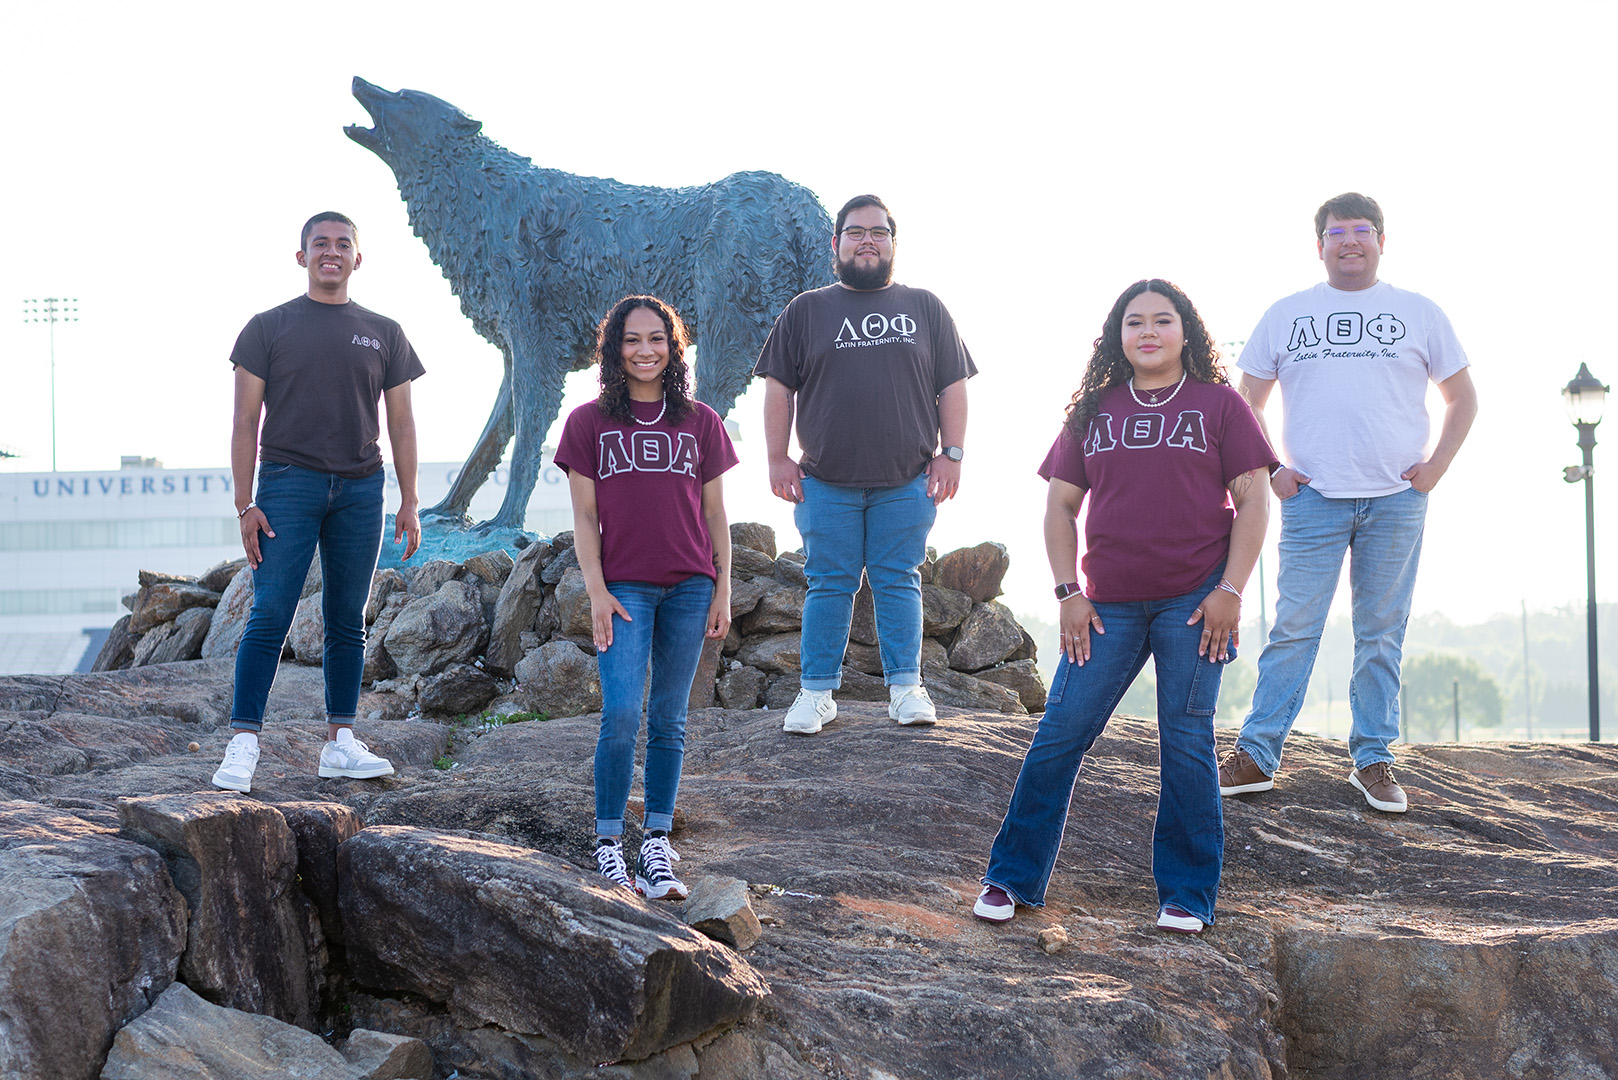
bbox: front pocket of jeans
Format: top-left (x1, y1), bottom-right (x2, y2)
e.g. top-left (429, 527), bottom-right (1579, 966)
top-left (258, 461), bottom-right (294, 479)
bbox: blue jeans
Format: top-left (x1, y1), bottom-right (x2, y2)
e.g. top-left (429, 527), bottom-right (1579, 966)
top-left (794, 473), bottom-right (937, 689)
top-left (594, 575), bottom-right (715, 837)
top-left (231, 462), bottom-right (385, 731)
top-left (983, 568), bottom-right (1229, 924)
top-left (1236, 485), bottom-right (1428, 774)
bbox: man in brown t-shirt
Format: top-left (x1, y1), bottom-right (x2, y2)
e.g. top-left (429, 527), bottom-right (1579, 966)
top-left (212, 211), bottom-right (424, 794)
top-left (754, 194), bottom-right (976, 735)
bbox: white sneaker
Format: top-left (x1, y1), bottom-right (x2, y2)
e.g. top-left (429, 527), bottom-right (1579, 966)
top-left (889, 684), bottom-right (937, 726)
top-left (783, 688), bottom-right (836, 735)
top-left (318, 737), bottom-right (395, 779)
top-left (212, 733), bottom-right (260, 793)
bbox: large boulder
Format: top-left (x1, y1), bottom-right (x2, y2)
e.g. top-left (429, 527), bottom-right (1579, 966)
top-left (338, 826), bottom-right (771, 1062)
top-left (92, 614), bottom-right (139, 672)
top-left (737, 586), bottom-right (805, 635)
top-left (199, 567), bottom-right (255, 661)
top-left (117, 794), bottom-right (321, 1028)
top-left (513, 640), bottom-right (601, 717)
top-left (417, 662), bottom-right (500, 717)
top-left (947, 600), bottom-right (1025, 672)
top-left (288, 592), bottom-right (327, 665)
top-left (130, 607), bottom-right (214, 667)
top-left (0, 803), bottom-right (187, 1080)
top-left (932, 541), bottom-right (1010, 602)
top-left (128, 582), bottom-right (221, 635)
top-left (100, 981), bottom-right (426, 1080)
top-left (485, 539), bottom-right (552, 675)
top-left (383, 580), bottom-right (488, 677)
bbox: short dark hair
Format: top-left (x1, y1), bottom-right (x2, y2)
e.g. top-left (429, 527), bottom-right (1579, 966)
top-left (1314, 193), bottom-right (1383, 239)
top-left (834, 194), bottom-right (896, 239)
top-left (594, 295), bottom-right (695, 425)
top-left (301, 212), bottom-right (359, 251)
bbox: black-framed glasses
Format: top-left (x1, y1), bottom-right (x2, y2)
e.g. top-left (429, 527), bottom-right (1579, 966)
top-left (839, 226), bottom-right (892, 242)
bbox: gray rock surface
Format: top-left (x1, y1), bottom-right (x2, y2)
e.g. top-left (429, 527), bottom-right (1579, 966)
top-left (683, 875), bottom-right (763, 950)
top-left (485, 539), bottom-right (551, 675)
top-left (338, 825), bottom-right (770, 1061)
top-left (199, 567), bottom-right (254, 660)
top-left (513, 639), bottom-right (601, 717)
top-left (730, 522), bottom-right (776, 559)
top-left (416, 662), bottom-right (500, 717)
top-left (131, 607), bottom-right (213, 667)
top-left (99, 981), bottom-right (384, 1080)
top-left (947, 599), bottom-right (1026, 672)
top-left (129, 582), bottom-right (221, 635)
top-left (117, 794), bottom-right (321, 1028)
top-left (288, 591), bottom-right (326, 664)
top-left (384, 580), bottom-right (488, 676)
top-left (932, 540), bottom-right (1010, 602)
top-left (0, 803), bottom-right (187, 1080)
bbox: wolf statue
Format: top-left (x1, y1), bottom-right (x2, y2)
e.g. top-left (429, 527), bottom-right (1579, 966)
top-left (346, 76), bottom-right (833, 530)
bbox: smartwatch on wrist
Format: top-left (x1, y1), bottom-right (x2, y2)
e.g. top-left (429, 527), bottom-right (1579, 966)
top-left (940, 445), bottom-right (964, 462)
top-left (1054, 582), bottom-right (1083, 602)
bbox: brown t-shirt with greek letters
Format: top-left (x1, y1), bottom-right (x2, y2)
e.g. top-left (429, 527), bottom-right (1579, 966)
top-left (230, 295), bottom-right (425, 478)
top-left (753, 283), bottom-right (976, 487)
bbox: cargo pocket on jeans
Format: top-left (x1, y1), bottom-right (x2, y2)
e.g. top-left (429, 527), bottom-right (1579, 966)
top-left (1185, 652), bottom-right (1230, 718)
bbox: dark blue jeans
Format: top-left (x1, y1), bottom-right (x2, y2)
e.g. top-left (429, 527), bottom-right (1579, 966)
top-left (230, 462), bottom-right (384, 731)
top-left (983, 568), bottom-right (1230, 925)
top-left (594, 575), bottom-right (715, 837)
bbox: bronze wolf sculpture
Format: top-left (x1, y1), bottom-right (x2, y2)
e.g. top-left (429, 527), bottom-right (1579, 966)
top-left (346, 76), bottom-right (834, 529)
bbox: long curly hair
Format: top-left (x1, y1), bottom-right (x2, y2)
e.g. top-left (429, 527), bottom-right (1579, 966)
top-left (595, 295), bottom-right (695, 425)
top-left (1063, 278), bottom-right (1227, 437)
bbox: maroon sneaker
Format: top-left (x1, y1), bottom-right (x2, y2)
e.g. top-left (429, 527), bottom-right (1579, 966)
top-left (1156, 905), bottom-right (1204, 934)
top-left (974, 884), bottom-right (1014, 923)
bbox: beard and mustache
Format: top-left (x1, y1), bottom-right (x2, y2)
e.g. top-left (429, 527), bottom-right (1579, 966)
top-left (834, 249), bottom-right (894, 290)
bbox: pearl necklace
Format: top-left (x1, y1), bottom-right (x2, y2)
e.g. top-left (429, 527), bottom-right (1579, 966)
top-left (632, 397), bottom-right (667, 426)
top-left (1128, 371), bottom-right (1187, 409)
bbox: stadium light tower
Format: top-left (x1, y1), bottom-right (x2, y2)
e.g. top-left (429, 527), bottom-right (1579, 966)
top-left (1562, 362), bottom-right (1608, 741)
top-left (21, 297), bottom-right (79, 473)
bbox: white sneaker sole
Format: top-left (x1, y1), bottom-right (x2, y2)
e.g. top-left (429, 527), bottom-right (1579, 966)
top-left (891, 711), bottom-right (937, 727)
top-left (637, 876), bottom-right (688, 901)
top-left (1156, 910), bottom-right (1204, 934)
top-left (1218, 777), bottom-right (1274, 796)
top-left (211, 770), bottom-right (252, 793)
top-left (973, 900), bottom-right (1013, 923)
top-left (1349, 770), bottom-right (1408, 813)
top-left (783, 700), bottom-right (836, 735)
top-left (318, 763), bottom-right (396, 779)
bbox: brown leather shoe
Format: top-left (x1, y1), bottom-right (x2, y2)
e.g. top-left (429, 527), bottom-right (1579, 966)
top-left (1350, 761), bottom-right (1408, 813)
top-left (1218, 748), bottom-right (1274, 795)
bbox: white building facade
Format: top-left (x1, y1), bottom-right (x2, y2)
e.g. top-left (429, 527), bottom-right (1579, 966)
top-left (0, 456), bottom-right (571, 674)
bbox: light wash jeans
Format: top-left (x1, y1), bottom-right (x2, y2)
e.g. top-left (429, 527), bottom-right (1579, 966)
top-left (1236, 485), bottom-right (1428, 774)
top-left (231, 462), bottom-right (384, 731)
top-left (593, 575), bottom-right (714, 837)
top-left (982, 567), bottom-right (1230, 925)
top-left (793, 473), bottom-right (936, 690)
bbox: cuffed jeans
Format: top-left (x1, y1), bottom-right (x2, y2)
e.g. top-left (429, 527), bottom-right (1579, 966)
top-left (230, 462), bottom-right (385, 732)
top-left (1235, 485), bottom-right (1427, 774)
top-left (594, 575), bottom-right (715, 837)
top-left (794, 473), bottom-right (937, 690)
top-left (983, 568), bottom-right (1229, 925)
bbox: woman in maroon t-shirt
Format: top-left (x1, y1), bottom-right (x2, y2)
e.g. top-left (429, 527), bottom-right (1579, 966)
top-left (555, 295), bottom-right (737, 901)
top-left (973, 279), bottom-right (1275, 934)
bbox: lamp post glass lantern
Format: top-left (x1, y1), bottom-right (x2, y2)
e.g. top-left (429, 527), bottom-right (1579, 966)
top-left (1562, 363), bottom-right (1608, 741)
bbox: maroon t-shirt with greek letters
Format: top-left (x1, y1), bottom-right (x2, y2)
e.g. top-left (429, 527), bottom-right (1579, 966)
top-left (554, 399), bottom-right (738, 586)
top-left (1039, 380), bottom-right (1277, 602)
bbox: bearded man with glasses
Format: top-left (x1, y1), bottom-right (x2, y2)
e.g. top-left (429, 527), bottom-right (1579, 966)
top-left (1217, 192), bottom-right (1478, 813)
top-left (754, 194), bottom-right (976, 735)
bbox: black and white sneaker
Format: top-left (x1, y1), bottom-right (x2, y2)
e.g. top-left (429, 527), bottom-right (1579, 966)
top-left (595, 837), bottom-right (636, 894)
top-left (635, 831), bottom-right (687, 900)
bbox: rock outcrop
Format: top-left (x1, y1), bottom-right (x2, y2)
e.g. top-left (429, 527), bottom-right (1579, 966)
top-left (94, 525), bottom-right (1047, 718)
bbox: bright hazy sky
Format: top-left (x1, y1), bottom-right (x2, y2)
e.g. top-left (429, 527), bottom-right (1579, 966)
top-left (3, 1), bottom-right (1614, 625)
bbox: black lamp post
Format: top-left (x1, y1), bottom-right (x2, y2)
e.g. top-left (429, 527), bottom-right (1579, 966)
top-left (1562, 363), bottom-right (1608, 741)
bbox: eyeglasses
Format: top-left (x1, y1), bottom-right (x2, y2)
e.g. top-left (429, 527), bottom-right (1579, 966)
top-left (839, 226), bottom-right (892, 242)
top-left (1322, 225), bottom-right (1379, 243)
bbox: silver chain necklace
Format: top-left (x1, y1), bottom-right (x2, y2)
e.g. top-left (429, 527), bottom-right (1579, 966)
top-left (1128, 371), bottom-right (1187, 409)
top-left (632, 397), bottom-right (667, 426)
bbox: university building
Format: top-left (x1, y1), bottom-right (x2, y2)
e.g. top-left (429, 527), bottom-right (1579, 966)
top-left (0, 456), bottom-right (571, 675)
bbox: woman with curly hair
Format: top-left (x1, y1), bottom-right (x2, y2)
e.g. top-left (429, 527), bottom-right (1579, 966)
top-left (554, 295), bottom-right (736, 900)
top-left (973, 279), bottom-right (1276, 934)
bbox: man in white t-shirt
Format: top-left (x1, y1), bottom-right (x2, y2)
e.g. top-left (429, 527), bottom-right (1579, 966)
top-left (1217, 193), bottom-right (1478, 813)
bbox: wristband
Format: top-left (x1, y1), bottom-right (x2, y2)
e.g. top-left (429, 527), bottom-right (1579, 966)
top-left (1217, 579), bottom-right (1241, 597)
top-left (237, 502), bottom-right (257, 519)
top-left (1054, 581), bottom-right (1083, 602)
